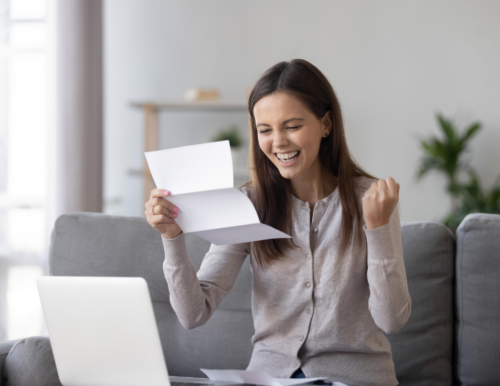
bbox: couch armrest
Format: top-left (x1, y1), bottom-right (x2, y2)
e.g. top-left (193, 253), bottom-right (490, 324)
top-left (2, 336), bottom-right (62, 386)
top-left (0, 339), bottom-right (22, 386)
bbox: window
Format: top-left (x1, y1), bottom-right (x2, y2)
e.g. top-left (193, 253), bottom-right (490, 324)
top-left (0, 0), bottom-right (48, 341)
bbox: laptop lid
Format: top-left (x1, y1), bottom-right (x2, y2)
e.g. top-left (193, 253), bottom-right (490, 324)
top-left (37, 276), bottom-right (171, 386)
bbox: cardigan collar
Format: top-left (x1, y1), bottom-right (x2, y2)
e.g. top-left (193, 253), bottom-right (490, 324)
top-left (290, 184), bottom-right (339, 210)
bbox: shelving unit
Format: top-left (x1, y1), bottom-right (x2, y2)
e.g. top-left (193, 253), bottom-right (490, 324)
top-left (130, 100), bottom-right (250, 206)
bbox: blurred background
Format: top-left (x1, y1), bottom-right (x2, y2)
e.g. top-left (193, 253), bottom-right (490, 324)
top-left (0, 0), bottom-right (499, 342)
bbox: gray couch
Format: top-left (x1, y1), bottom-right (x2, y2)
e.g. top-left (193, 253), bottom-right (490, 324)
top-left (1, 212), bottom-right (499, 386)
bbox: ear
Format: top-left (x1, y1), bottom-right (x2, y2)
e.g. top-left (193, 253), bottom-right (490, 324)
top-left (322, 111), bottom-right (332, 132)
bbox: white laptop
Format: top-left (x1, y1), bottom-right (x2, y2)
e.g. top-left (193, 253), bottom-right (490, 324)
top-left (37, 276), bottom-right (247, 386)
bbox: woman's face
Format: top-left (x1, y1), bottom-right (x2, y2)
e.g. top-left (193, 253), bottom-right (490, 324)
top-left (253, 91), bottom-right (331, 180)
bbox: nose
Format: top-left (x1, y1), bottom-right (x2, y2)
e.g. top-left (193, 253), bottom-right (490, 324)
top-left (272, 129), bottom-right (289, 150)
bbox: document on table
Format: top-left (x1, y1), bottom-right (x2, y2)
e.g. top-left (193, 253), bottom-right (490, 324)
top-left (200, 369), bottom-right (349, 386)
top-left (144, 140), bottom-right (292, 245)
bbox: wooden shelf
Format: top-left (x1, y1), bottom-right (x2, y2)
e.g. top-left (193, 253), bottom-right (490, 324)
top-left (130, 100), bottom-right (247, 112)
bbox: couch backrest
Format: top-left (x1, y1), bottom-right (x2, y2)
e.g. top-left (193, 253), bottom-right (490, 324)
top-left (455, 213), bottom-right (500, 385)
top-left (386, 221), bottom-right (455, 386)
top-left (50, 212), bottom-right (463, 384)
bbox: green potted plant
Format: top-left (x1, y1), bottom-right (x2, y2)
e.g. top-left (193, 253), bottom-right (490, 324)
top-left (442, 169), bottom-right (500, 231)
top-left (414, 113), bottom-right (500, 234)
top-left (211, 125), bottom-right (244, 166)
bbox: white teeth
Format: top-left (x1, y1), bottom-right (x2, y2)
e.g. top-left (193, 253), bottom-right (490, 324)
top-left (276, 151), bottom-right (299, 160)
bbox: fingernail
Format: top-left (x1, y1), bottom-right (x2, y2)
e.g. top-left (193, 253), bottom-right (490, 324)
top-left (173, 207), bottom-right (179, 213)
top-left (164, 190), bottom-right (169, 195)
top-left (173, 213), bottom-right (177, 218)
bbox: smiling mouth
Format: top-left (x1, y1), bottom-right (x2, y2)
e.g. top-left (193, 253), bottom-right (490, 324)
top-left (275, 151), bottom-right (300, 163)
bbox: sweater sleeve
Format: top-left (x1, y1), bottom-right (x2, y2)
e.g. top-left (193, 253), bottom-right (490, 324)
top-left (162, 230), bottom-right (250, 330)
top-left (363, 206), bottom-right (412, 334)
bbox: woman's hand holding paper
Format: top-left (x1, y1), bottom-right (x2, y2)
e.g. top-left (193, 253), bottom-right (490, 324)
top-left (145, 189), bottom-right (183, 239)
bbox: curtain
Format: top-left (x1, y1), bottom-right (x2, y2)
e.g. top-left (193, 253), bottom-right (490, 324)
top-left (46, 0), bottom-right (103, 274)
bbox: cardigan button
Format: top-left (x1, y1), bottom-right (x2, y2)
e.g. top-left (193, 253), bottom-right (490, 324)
top-left (305, 282), bottom-right (311, 288)
top-left (313, 228), bottom-right (318, 233)
top-left (299, 336), bottom-right (304, 341)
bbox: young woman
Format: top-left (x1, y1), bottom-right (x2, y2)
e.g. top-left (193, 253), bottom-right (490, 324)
top-left (145, 59), bottom-right (411, 386)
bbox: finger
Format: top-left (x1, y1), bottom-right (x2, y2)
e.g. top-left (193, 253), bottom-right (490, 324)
top-left (150, 214), bottom-right (175, 225)
top-left (385, 177), bottom-right (397, 195)
top-left (377, 178), bottom-right (389, 193)
top-left (152, 197), bottom-right (180, 214)
top-left (151, 204), bottom-right (177, 219)
top-left (150, 188), bottom-right (170, 199)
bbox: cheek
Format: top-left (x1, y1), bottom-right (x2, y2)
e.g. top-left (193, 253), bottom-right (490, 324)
top-left (258, 137), bottom-right (272, 154)
top-left (300, 137), bottom-right (318, 155)
top-left (289, 130), bottom-right (311, 148)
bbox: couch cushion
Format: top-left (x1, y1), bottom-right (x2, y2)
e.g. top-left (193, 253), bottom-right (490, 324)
top-left (50, 212), bottom-right (254, 377)
top-left (455, 213), bottom-right (500, 385)
top-left (3, 336), bottom-right (61, 386)
top-left (385, 221), bottom-right (455, 386)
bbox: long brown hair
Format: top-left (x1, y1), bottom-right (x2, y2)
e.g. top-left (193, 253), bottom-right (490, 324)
top-left (241, 59), bottom-right (379, 268)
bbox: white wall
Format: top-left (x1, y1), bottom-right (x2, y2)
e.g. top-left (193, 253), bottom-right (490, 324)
top-left (104, 0), bottom-right (500, 222)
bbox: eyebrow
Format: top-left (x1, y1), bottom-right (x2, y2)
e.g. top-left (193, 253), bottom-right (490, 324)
top-left (256, 118), bottom-right (305, 128)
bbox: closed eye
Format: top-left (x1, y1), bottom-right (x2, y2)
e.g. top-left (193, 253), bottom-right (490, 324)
top-left (258, 126), bottom-right (302, 134)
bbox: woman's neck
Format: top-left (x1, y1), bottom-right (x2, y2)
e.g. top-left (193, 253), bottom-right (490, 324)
top-left (291, 162), bottom-right (338, 207)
